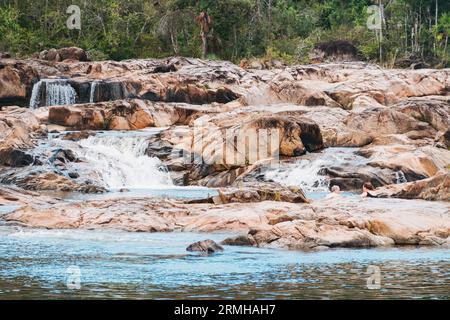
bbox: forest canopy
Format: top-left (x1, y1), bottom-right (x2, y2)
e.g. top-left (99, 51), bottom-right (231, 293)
top-left (0, 0), bottom-right (449, 67)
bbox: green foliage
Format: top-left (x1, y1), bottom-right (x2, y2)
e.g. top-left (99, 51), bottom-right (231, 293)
top-left (0, 0), bottom-right (448, 67)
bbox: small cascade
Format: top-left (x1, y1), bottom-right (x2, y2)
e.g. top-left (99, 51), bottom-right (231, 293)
top-left (29, 79), bottom-right (77, 109)
top-left (29, 80), bottom-right (44, 109)
top-left (89, 80), bottom-right (100, 103)
top-left (76, 133), bottom-right (172, 189)
top-left (395, 171), bottom-right (408, 184)
top-left (264, 148), bottom-right (367, 192)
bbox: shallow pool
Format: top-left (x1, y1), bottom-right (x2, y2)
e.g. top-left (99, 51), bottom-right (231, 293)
top-left (0, 225), bottom-right (448, 299)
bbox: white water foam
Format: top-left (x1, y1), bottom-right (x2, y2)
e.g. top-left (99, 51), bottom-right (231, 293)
top-left (29, 80), bottom-right (43, 109)
top-left (76, 134), bottom-right (173, 189)
top-left (395, 171), bottom-right (408, 184)
top-left (89, 80), bottom-right (100, 103)
top-left (30, 79), bottom-right (77, 109)
top-left (264, 148), bottom-right (367, 192)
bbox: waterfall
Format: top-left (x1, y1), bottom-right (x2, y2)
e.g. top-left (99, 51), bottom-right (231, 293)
top-left (76, 133), bottom-right (172, 189)
top-left (264, 148), bottom-right (367, 192)
top-left (29, 80), bottom-right (44, 109)
top-left (264, 157), bottom-right (331, 191)
top-left (29, 79), bottom-right (77, 109)
top-left (395, 171), bottom-right (408, 184)
top-left (89, 80), bottom-right (100, 103)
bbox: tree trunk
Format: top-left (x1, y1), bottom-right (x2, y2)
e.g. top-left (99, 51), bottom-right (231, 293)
top-left (170, 29), bottom-right (180, 56)
top-left (201, 31), bottom-right (207, 59)
top-left (444, 35), bottom-right (448, 65)
top-left (379, 1), bottom-right (383, 64)
top-left (434, 0), bottom-right (438, 51)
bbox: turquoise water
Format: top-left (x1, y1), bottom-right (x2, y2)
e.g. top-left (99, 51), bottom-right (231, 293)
top-left (0, 205), bottom-right (20, 215)
top-left (40, 189), bottom-right (348, 202)
top-left (0, 222), bottom-right (448, 299)
top-left (306, 191), bottom-right (355, 200)
top-left (39, 187), bottom-right (219, 201)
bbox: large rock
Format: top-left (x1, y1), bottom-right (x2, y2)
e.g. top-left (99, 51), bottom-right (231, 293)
top-left (48, 99), bottom-right (183, 130)
top-left (325, 166), bottom-right (397, 190)
top-left (5, 198), bottom-right (184, 231)
top-left (372, 173), bottom-right (449, 201)
top-left (0, 184), bottom-right (56, 207)
top-left (188, 182), bottom-right (309, 204)
top-left (221, 198), bottom-right (450, 249)
top-left (436, 129), bottom-right (450, 149)
top-left (345, 106), bottom-right (436, 140)
top-left (0, 62), bottom-right (39, 107)
top-left (322, 67), bottom-right (448, 109)
top-left (0, 149), bottom-right (35, 167)
top-left (358, 144), bottom-right (450, 181)
top-left (0, 106), bottom-right (43, 166)
top-left (154, 112), bottom-right (324, 187)
top-left (1, 171), bottom-right (106, 193)
top-left (33, 47), bottom-right (89, 62)
top-left (394, 96), bottom-right (450, 132)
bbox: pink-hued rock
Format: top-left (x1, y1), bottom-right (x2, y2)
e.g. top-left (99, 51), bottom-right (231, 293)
top-left (0, 106), bottom-right (44, 166)
top-left (358, 144), bottom-right (450, 180)
top-left (372, 173), bottom-right (449, 201)
top-left (4, 196), bottom-right (449, 250)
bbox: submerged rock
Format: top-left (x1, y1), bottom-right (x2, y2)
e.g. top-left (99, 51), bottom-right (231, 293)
top-left (186, 239), bottom-right (224, 254)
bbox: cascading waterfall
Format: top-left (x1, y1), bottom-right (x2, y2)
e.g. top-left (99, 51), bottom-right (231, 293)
top-left (89, 80), bottom-right (100, 103)
top-left (264, 148), bottom-right (367, 192)
top-left (395, 171), bottom-right (408, 184)
top-left (76, 133), bottom-right (172, 189)
top-left (29, 80), bottom-right (44, 109)
top-left (29, 79), bottom-right (77, 109)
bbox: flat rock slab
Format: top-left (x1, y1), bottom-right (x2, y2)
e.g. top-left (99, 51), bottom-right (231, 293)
top-left (4, 195), bottom-right (449, 251)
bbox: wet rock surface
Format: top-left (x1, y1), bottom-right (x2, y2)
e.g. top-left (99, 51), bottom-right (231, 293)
top-left (186, 239), bottom-right (224, 254)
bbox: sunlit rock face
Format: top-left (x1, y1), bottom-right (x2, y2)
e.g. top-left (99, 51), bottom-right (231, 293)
top-left (372, 173), bottom-right (450, 201)
top-left (0, 106), bottom-right (43, 167)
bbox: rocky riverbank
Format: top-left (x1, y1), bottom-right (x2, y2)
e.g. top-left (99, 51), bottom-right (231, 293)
top-left (0, 50), bottom-right (449, 251)
top-left (3, 190), bottom-right (449, 250)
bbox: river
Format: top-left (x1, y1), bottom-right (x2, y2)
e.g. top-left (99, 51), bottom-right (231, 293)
top-left (0, 205), bottom-right (448, 299)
